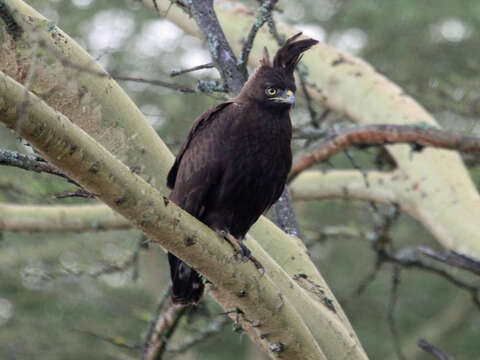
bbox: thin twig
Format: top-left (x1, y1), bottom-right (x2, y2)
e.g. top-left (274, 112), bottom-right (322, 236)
top-left (54, 189), bottom-right (96, 199)
top-left (353, 257), bottom-right (384, 297)
top-left (382, 247), bottom-right (480, 310)
top-left (170, 62), bottom-right (215, 77)
top-left (387, 266), bottom-right (406, 360)
top-left (417, 246), bottom-right (480, 276)
top-left (114, 76), bottom-right (196, 93)
top-left (141, 286), bottom-right (172, 360)
top-left (141, 286), bottom-right (189, 360)
top-left (296, 64), bottom-right (320, 128)
top-left (417, 339), bottom-right (452, 360)
top-left (238, 0), bottom-right (279, 74)
top-left (0, 149), bottom-right (65, 178)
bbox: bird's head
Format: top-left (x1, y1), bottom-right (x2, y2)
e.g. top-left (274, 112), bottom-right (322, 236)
top-left (238, 33), bottom-right (318, 110)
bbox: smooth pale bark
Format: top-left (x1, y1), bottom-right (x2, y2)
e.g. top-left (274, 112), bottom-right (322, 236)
top-left (141, 0), bottom-right (480, 257)
top-left (0, 203), bottom-right (130, 231)
top-left (291, 170), bottom-right (398, 205)
top-left (0, 0), bottom-right (358, 346)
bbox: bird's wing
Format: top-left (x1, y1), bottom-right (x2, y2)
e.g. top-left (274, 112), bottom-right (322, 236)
top-left (167, 101), bottom-right (233, 217)
top-left (167, 101), bottom-right (232, 189)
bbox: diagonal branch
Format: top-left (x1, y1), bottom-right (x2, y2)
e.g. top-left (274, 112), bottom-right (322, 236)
top-left (417, 246), bottom-right (480, 276)
top-left (289, 124), bottom-right (480, 181)
top-left (182, 0), bottom-right (246, 94)
top-left (141, 286), bottom-right (187, 360)
top-left (417, 339), bottom-right (452, 360)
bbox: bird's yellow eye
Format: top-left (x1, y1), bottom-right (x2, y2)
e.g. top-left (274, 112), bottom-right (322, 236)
top-left (266, 87), bottom-right (277, 96)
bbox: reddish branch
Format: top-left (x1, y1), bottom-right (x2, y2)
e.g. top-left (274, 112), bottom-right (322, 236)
top-left (289, 124), bottom-right (480, 181)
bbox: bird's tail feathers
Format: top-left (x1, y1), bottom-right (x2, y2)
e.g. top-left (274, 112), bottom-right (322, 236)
top-left (168, 253), bottom-right (204, 305)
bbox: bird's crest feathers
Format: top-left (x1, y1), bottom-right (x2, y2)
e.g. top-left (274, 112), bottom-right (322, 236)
top-left (262, 32), bottom-right (318, 74)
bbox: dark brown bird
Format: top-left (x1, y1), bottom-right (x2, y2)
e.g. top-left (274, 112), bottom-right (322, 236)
top-left (167, 33), bottom-right (318, 305)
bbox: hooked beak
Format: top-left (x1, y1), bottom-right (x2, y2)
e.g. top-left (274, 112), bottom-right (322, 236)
top-left (270, 89), bottom-right (295, 107)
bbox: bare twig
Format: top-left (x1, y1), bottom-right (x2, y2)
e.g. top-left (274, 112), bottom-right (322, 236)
top-left (289, 124), bottom-right (480, 181)
top-left (113, 76), bottom-right (196, 93)
top-left (417, 246), bottom-right (480, 276)
top-left (261, 1), bottom-right (284, 45)
top-left (353, 258), bottom-right (383, 297)
top-left (387, 266), bottom-right (406, 360)
top-left (54, 189), bottom-right (96, 199)
top-left (417, 339), bottom-right (452, 360)
top-left (141, 286), bottom-right (188, 360)
top-left (170, 62), bottom-right (215, 77)
top-left (296, 64), bottom-right (322, 129)
top-left (0, 149), bottom-right (65, 178)
top-left (141, 286), bottom-right (171, 359)
top-left (381, 247), bottom-right (480, 310)
top-left (344, 148), bottom-right (371, 187)
top-left (238, 0), bottom-right (279, 74)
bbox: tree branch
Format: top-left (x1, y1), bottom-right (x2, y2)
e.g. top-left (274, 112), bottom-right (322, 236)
top-left (417, 339), bottom-right (452, 360)
top-left (0, 203), bottom-right (130, 232)
top-left (238, 0), bottom-right (278, 74)
top-left (142, 289), bottom-right (187, 360)
top-left (182, 0), bottom-right (246, 94)
top-left (0, 148), bottom-right (66, 178)
top-left (289, 124), bottom-right (480, 181)
top-left (114, 75), bottom-right (196, 93)
top-left (170, 62), bottom-right (214, 77)
top-left (417, 246), bottom-right (480, 276)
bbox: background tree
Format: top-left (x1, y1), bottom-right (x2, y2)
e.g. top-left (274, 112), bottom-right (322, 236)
top-left (0, 0), bottom-right (479, 359)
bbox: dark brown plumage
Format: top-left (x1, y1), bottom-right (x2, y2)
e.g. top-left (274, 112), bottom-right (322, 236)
top-left (167, 33), bottom-right (318, 305)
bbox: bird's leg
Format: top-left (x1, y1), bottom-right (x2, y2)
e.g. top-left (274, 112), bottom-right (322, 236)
top-left (216, 230), bottom-right (264, 273)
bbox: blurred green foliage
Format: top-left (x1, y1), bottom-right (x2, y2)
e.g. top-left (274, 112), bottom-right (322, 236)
top-left (1, 0), bottom-right (479, 359)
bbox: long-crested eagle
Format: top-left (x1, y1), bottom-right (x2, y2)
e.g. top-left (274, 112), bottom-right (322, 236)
top-left (167, 33), bottom-right (318, 305)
